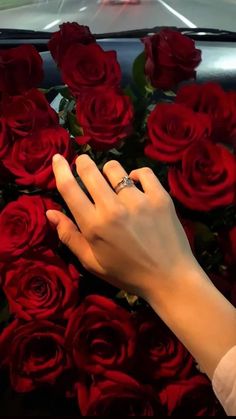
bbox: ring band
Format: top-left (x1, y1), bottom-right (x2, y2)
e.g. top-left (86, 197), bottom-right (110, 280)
top-left (114, 176), bottom-right (135, 194)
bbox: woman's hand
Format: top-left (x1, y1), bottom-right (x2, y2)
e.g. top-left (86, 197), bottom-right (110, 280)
top-left (47, 154), bottom-right (236, 380)
top-left (46, 153), bottom-right (196, 300)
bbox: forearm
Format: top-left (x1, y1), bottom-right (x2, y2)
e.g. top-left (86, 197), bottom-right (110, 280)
top-left (147, 262), bottom-right (236, 380)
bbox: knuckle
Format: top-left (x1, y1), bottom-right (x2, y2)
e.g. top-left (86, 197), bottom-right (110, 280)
top-left (153, 192), bottom-right (173, 210)
top-left (141, 167), bottom-right (153, 176)
top-left (58, 229), bottom-right (72, 246)
top-left (85, 222), bottom-right (100, 241)
top-left (105, 204), bottom-right (128, 223)
top-left (56, 177), bottom-right (73, 194)
top-left (131, 197), bottom-right (147, 214)
top-left (77, 163), bottom-right (93, 176)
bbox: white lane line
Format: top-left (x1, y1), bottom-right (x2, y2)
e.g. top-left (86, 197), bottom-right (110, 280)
top-left (79, 6), bottom-right (87, 11)
top-left (44, 19), bottom-right (61, 30)
top-left (156, 0), bottom-right (197, 28)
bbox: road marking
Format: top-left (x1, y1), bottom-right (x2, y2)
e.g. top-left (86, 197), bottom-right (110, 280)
top-left (156, 0), bottom-right (197, 28)
top-left (79, 6), bottom-right (87, 11)
top-left (44, 19), bottom-right (61, 30)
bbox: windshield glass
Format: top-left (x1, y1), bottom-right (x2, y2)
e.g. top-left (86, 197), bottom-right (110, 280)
top-left (0, 0), bottom-right (234, 34)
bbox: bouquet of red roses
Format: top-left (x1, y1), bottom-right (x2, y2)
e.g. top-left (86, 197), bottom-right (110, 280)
top-left (0, 22), bottom-right (235, 416)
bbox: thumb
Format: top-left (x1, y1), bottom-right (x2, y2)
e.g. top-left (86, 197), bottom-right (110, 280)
top-left (46, 209), bottom-right (102, 274)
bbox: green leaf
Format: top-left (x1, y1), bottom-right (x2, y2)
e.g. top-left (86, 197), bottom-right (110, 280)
top-left (56, 86), bottom-right (73, 100)
top-left (67, 112), bottom-right (83, 137)
top-left (123, 85), bottom-right (137, 103)
top-left (145, 82), bottom-right (155, 95)
top-left (132, 52), bottom-right (147, 95)
top-left (59, 97), bottom-right (68, 113)
top-left (164, 90), bottom-right (176, 97)
top-left (39, 85), bottom-right (73, 100)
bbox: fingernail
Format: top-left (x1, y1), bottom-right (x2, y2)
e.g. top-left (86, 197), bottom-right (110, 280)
top-left (46, 210), bottom-right (59, 225)
top-left (52, 154), bottom-right (62, 163)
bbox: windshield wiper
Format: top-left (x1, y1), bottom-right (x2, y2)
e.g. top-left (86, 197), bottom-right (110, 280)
top-left (0, 28), bottom-right (50, 39)
top-left (96, 27), bottom-right (236, 42)
top-left (1, 27), bottom-right (236, 43)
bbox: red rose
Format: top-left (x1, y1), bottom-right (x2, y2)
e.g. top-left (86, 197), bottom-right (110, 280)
top-left (2, 89), bottom-right (58, 139)
top-left (76, 87), bottom-right (133, 150)
top-left (0, 195), bottom-right (57, 262)
top-left (48, 22), bottom-right (95, 66)
top-left (2, 249), bottom-right (79, 321)
top-left (145, 103), bottom-right (211, 163)
top-left (142, 29), bottom-right (201, 90)
top-left (66, 295), bottom-right (136, 374)
top-left (160, 375), bottom-right (222, 415)
top-left (0, 45), bottom-right (43, 95)
top-left (61, 43), bottom-right (121, 97)
top-left (176, 82), bottom-right (225, 113)
top-left (0, 320), bottom-right (70, 392)
top-left (176, 83), bottom-right (236, 148)
top-left (77, 371), bottom-right (165, 416)
top-left (0, 117), bottom-right (10, 158)
top-left (168, 141), bottom-right (236, 211)
top-left (3, 126), bottom-right (72, 189)
top-left (135, 312), bottom-right (194, 381)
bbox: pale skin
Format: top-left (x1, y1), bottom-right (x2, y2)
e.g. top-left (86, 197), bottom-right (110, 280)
top-left (46, 153), bottom-right (236, 381)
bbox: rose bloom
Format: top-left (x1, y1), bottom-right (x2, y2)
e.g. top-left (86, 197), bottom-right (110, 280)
top-left (61, 43), bottom-right (121, 97)
top-left (2, 89), bottom-right (58, 139)
top-left (176, 82), bottom-right (236, 148)
top-left (65, 295), bottom-right (136, 374)
top-left (135, 311), bottom-right (194, 382)
top-left (0, 195), bottom-right (58, 262)
top-left (145, 103), bottom-right (211, 163)
top-left (0, 45), bottom-right (43, 95)
top-left (142, 29), bottom-right (201, 90)
top-left (3, 126), bottom-right (72, 189)
top-left (77, 371), bottom-right (165, 416)
top-left (2, 249), bottom-right (80, 321)
top-left (0, 320), bottom-right (70, 392)
top-left (160, 374), bottom-right (223, 416)
top-left (76, 87), bottom-right (133, 150)
top-left (168, 141), bottom-right (236, 211)
top-left (48, 21), bottom-right (95, 66)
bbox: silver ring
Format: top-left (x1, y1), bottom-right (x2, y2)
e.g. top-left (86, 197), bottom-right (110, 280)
top-left (114, 176), bottom-right (135, 194)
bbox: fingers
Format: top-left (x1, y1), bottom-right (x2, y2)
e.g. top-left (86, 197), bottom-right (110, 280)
top-left (52, 154), bottom-right (95, 231)
top-left (129, 167), bottom-right (165, 195)
top-left (46, 210), bottom-right (104, 274)
top-left (75, 154), bottom-right (117, 207)
top-left (102, 160), bottom-right (141, 202)
top-left (129, 167), bottom-right (173, 209)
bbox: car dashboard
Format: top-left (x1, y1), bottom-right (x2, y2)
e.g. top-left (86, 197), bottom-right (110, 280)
top-left (40, 38), bottom-right (236, 91)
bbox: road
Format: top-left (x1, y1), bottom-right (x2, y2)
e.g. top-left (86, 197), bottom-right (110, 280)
top-left (0, 0), bottom-right (235, 33)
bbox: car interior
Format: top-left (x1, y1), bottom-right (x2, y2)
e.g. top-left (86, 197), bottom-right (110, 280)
top-left (0, 0), bottom-right (236, 416)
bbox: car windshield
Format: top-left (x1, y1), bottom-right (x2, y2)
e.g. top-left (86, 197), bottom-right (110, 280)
top-left (0, 0), bottom-right (234, 34)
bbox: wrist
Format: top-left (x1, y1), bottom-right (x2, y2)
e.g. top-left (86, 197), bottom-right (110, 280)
top-left (144, 261), bottom-right (236, 380)
top-left (144, 257), bottom-right (203, 309)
